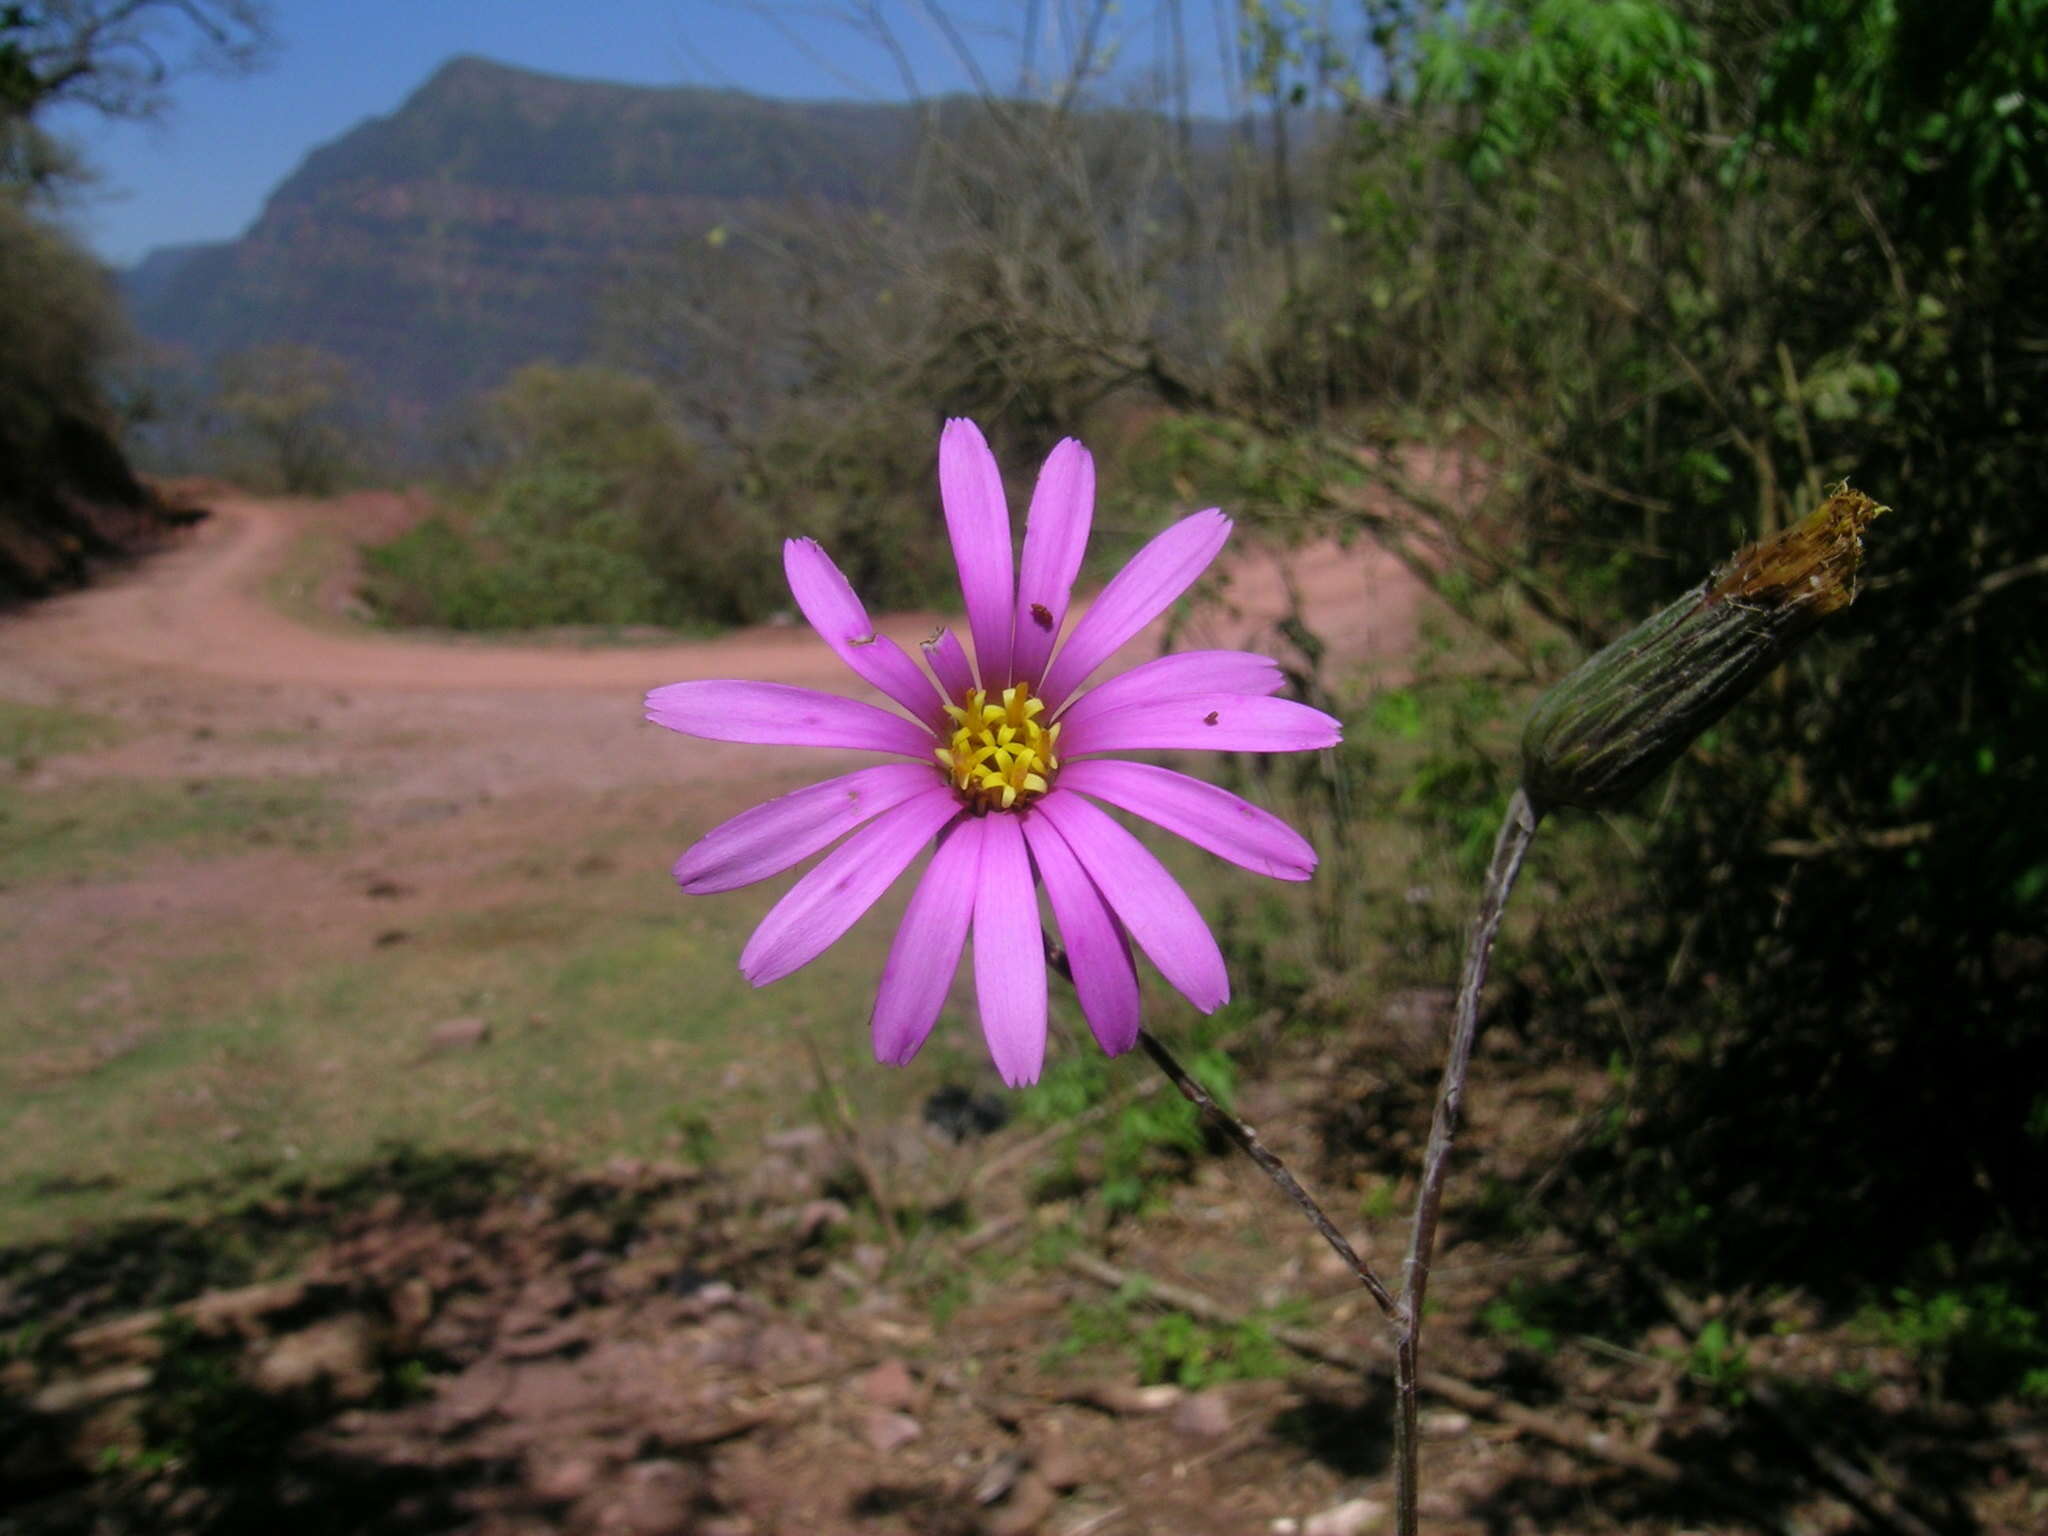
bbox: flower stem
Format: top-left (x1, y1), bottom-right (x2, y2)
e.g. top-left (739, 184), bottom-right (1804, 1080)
top-left (1392, 785), bottom-right (1542, 1536)
top-left (1136, 1028), bottom-right (1398, 1320)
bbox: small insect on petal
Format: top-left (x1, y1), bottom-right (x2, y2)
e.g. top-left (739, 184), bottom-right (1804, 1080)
top-left (1203, 711), bottom-right (1219, 725)
top-left (1030, 602), bottom-right (1055, 630)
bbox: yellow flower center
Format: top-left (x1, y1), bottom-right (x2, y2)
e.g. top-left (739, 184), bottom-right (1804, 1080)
top-left (935, 682), bottom-right (1063, 812)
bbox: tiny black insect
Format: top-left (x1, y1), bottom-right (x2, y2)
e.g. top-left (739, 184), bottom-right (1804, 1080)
top-left (1203, 711), bottom-right (1220, 725)
top-left (1029, 602), bottom-right (1054, 629)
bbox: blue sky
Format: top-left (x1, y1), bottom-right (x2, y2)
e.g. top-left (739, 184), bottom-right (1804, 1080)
top-left (48, 0), bottom-right (1254, 267)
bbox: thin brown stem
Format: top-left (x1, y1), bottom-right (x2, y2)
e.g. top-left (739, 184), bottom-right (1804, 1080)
top-left (1136, 1029), bottom-right (1398, 1320)
top-left (1046, 928), bottom-right (1397, 1318)
top-left (1393, 785), bottom-right (1543, 1536)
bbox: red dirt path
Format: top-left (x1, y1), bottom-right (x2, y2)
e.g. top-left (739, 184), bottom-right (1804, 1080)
top-left (0, 488), bottom-right (1426, 831)
top-left (4, 489), bottom-right (1422, 697)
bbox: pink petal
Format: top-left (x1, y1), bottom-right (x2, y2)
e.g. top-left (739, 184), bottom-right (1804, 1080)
top-left (1058, 760), bottom-right (1318, 881)
top-left (1021, 813), bottom-right (1141, 1056)
top-left (1009, 438), bottom-right (1094, 688)
top-left (646, 680), bottom-right (935, 758)
top-left (1038, 509), bottom-right (1232, 711)
top-left (1031, 790), bottom-right (1229, 1013)
top-left (784, 539), bottom-right (946, 727)
top-left (1061, 694), bottom-right (1342, 756)
top-left (972, 813), bottom-right (1048, 1086)
top-left (871, 818), bottom-right (985, 1066)
top-left (739, 788), bottom-right (963, 985)
top-left (940, 419), bottom-right (1016, 688)
top-left (675, 764), bottom-right (941, 893)
top-left (1055, 650), bottom-right (1284, 733)
top-left (922, 626), bottom-right (974, 704)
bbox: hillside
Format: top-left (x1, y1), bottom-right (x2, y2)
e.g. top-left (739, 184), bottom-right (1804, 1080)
top-left (0, 198), bottom-right (197, 606)
top-left (121, 57), bottom-right (924, 426)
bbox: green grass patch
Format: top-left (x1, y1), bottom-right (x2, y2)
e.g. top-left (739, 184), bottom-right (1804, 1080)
top-left (263, 525), bottom-right (357, 630)
top-left (1857, 1283), bottom-right (2048, 1403)
top-left (0, 736), bottom-right (1323, 1253)
top-left (0, 698), bottom-right (124, 770)
top-left (1051, 1283), bottom-right (1295, 1390)
top-left (1020, 1016), bottom-right (1239, 1215)
top-left (0, 777), bottom-right (340, 886)
top-left (0, 861), bottom-right (937, 1244)
top-left (1683, 1317), bottom-right (1752, 1405)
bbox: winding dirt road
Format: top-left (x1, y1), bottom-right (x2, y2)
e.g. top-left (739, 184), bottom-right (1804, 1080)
top-left (1, 488), bottom-right (1424, 811)
top-left (4, 489), bottom-right (1419, 698)
top-left (7, 491), bottom-right (894, 695)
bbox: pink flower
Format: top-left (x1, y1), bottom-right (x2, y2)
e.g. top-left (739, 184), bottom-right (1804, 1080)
top-left (646, 420), bottom-right (1340, 1086)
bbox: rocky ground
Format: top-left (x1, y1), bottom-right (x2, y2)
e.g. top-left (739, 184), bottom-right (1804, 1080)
top-left (7, 1049), bottom-right (2042, 1536)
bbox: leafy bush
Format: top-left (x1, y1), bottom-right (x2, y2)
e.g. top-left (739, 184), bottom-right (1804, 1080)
top-left (209, 343), bottom-right (366, 494)
top-left (1858, 1283), bottom-right (2048, 1404)
top-left (1276, 0), bottom-right (2048, 1310)
top-left (366, 471), bottom-right (664, 631)
top-left (368, 365), bottom-right (778, 630)
top-left (0, 199), bottom-right (121, 449)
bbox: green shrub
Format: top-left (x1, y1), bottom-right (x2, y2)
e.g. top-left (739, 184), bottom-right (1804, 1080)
top-left (1858, 1283), bottom-right (2048, 1403)
top-left (368, 365), bottom-right (778, 630)
top-left (1285, 0), bottom-right (2048, 1315)
top-left (1052, 1293), bottom-right (1293, 1390)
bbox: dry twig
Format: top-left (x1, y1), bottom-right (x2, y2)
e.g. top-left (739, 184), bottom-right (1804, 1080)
top-left (1062, 1249), bottom-right (1739, 1497)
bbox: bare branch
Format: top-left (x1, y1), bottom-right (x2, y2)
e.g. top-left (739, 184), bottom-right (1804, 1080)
top-left (11, 0), bottom-right (271, 126)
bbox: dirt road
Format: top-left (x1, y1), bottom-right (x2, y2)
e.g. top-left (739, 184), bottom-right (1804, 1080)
top-left (1, 488), bottom-right (1423, 808)
top-left (5, 489), bottom-right (1418, 696)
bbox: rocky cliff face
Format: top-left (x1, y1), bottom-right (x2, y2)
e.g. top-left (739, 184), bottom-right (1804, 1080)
top-left (122, 57), bottom-right (918, 425)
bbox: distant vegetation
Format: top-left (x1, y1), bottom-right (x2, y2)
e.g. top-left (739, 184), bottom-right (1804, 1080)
top-left (365, 364), bottom-right (774, 630)
top-left (0, 0), bottom-right (267, 600)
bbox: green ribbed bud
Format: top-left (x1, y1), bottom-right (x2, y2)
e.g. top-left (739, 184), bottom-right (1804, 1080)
top-left (1521, 487), bottom-right (1886, 813)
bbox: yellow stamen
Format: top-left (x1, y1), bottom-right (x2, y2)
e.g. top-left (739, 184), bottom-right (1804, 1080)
top-left (939, 681), bottom-right (1061, 813)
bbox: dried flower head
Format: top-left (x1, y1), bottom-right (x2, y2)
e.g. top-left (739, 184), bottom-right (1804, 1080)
top-left (1521, 485), bottom-right (1886, 812)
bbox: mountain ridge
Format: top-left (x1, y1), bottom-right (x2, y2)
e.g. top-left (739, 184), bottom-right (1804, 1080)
top-left (121, 55), bottom-right (926, 427)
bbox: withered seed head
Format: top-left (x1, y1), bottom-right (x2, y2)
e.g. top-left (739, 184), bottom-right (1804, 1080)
top-left (1520, 485), bottom-right (1888, 813)
top-left (1705, 486), bottom-right (1885, 619)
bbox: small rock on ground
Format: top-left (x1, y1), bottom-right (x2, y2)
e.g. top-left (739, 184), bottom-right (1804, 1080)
top-left (1170, 1389), bottom-right (1234, 1440)
top-left (1304, 1496), bottom-right (1388, 1536)
top-left (860, 1408), bottom-right (922, 1453)
top-left (855, 1358), bottom-right (919, 1410)
top-left (249, 1313), bottom-right (380, 1401)
top-left (426, 1015), bottom-right (491, 1050)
